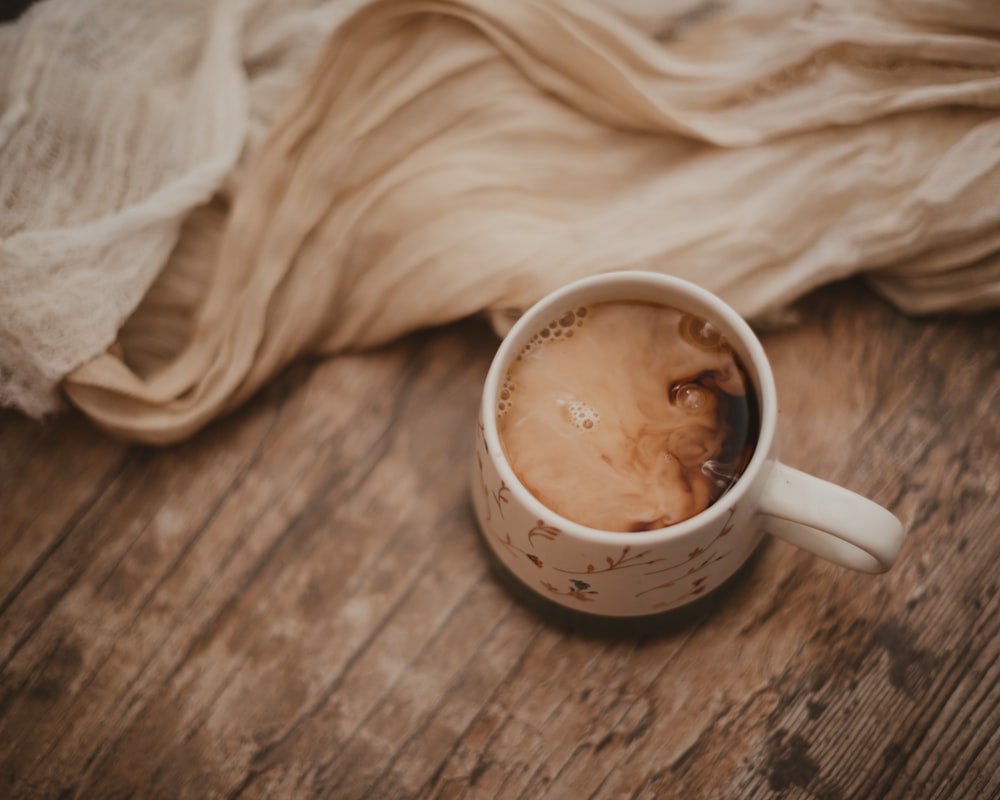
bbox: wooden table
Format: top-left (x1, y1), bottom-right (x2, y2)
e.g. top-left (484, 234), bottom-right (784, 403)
top-left (2, 281), bottom-right (998, 799)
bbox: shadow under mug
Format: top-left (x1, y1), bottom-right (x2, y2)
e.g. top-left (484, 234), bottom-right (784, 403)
top-left (471, 271), bottom-right (904, 617)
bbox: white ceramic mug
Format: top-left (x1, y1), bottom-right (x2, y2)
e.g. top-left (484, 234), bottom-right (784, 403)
top-left (471, 271), bottom-right (904, 617)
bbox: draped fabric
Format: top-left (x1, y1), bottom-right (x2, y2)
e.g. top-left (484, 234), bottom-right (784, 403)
top-left (0, 0), bottom-right (367, 418)
top-left (3, 0), bottom-right (999, 443)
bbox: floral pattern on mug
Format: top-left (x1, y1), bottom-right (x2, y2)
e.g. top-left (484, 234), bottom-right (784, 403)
top-left (527, 520), bottom-right (560, 546)
top-left (493, 531), bottom-right (545, 569)
top-left (542, 579), bottom-right (598, 602)
top-left (554, 545), bottom-right (653, 575)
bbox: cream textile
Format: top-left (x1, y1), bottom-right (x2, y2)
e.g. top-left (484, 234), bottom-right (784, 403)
top-left (0, 0), bottom-right (366, 417)
top-left (3, 0), bottom-right (1000, 443)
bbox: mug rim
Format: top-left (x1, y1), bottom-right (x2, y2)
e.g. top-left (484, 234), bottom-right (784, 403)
top-left (481, 270), bottom-right (779, 547)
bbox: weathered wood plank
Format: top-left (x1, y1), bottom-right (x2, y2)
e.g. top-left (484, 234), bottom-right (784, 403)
top-left (0, 285), bottom-right (997, 800)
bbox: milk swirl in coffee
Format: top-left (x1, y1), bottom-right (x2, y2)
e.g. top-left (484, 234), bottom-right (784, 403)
top-left (496, 301), bottom-right (757, 532)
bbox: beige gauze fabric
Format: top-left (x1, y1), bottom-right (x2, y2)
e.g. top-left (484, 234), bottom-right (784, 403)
top-left (0, 0), bottom-right (368, 417)
top-left (5, 0), bottom-right (1000, 444)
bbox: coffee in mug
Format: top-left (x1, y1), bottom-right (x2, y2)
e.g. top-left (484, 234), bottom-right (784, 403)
top-left (496, 301), bottom-right (758, 532)
top-left (472, 271), bottom-right (904, 617)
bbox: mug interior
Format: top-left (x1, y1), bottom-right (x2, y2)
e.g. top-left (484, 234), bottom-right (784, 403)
top-left (482, 270), bottom-right (778, 546)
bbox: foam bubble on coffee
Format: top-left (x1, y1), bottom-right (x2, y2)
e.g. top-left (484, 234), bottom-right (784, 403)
top-left (497, 301), bottom-right (755, 532)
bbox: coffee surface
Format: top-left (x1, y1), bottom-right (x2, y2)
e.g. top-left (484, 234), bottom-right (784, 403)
top-left (497, 301), bottom-right (756, 532)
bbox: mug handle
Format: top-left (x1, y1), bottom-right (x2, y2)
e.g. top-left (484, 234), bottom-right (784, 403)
top-left (757, 462), bottom-right (904, 573)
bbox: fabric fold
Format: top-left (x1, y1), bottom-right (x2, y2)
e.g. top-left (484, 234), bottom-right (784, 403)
top-left (2, 0), bottom-right (998, 442)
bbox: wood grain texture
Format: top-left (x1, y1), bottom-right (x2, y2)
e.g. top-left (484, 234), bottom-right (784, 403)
top-left (1, 281), bottom-right (998, 799)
